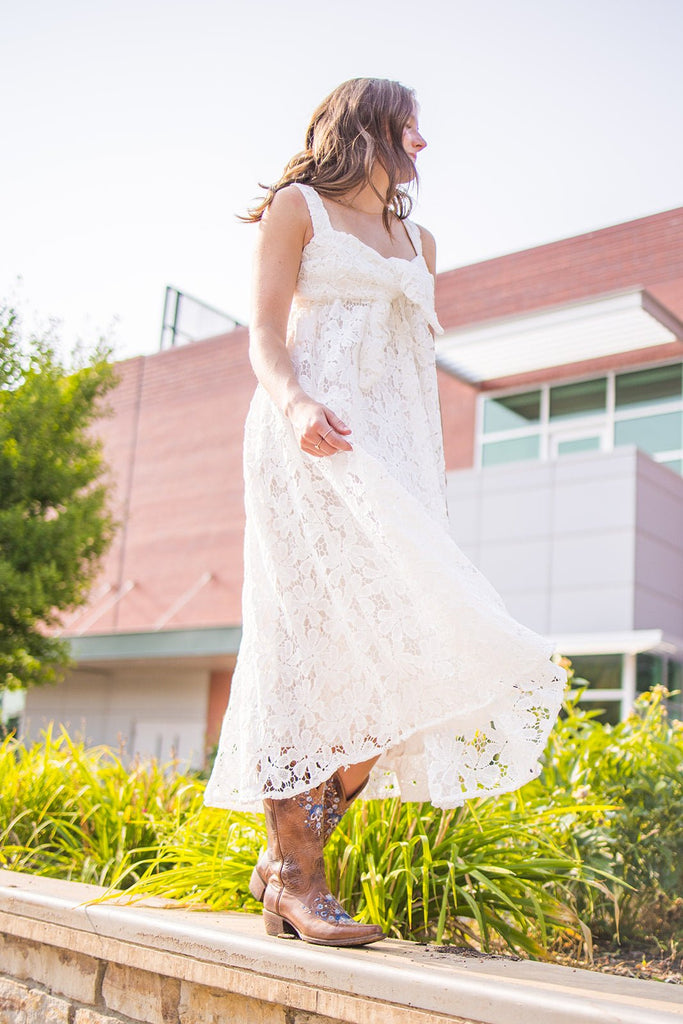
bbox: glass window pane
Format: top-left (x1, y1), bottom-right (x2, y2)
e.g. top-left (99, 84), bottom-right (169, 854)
top-left (483, 392), bottom-right (541, 433)
top-left (481, 435), bottom-right (540, 467)
top-left (570, 654), bottom-right (622, 690)
top-left (579, 700), bottom-right (622, 726)
top-left (615, 364), bottom-right (683, 411)
top-left (614, 411), bottom-right (683, 455)
top-left (667, 661), bottom-right (683, 719)
top-left (550, 378), bottom-right (607, 421)
top-left (636, 653), bottom-right (664, 694)
top-left (557, 436), bottom-right (601, 455)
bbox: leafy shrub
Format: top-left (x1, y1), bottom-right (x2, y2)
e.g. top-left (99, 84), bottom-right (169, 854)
top-left (532, 675), bottom-right (683, 946)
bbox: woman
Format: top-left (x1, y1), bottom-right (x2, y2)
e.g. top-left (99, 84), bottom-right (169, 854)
top-left (204, 78), bottom-right (566, 947)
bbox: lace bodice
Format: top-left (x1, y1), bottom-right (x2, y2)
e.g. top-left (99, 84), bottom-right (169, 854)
top-left (283, 184), bottom-right (449, 520)
top-left (291, 183), bottom-right (442, 393)
top-left (293, 184), bottom-right (441, 322)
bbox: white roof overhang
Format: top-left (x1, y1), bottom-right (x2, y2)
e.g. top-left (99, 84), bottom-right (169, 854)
top-left (548, 629), bottom-right (662, 656)
top-left (436, 288), bottom-right (683, 384)
top-left (547, 629), bottom-right (683, 658)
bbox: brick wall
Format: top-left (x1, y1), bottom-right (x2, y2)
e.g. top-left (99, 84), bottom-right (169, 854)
top-left (436, 368), bottom-right (477, 471)
top-left (436, 206), bottom-right (683, 330)
top-left (72, 329), bottom-right (255, 634)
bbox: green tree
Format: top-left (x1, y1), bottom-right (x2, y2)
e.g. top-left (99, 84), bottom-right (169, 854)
top-left (0, 306), bottom-right (116, 690)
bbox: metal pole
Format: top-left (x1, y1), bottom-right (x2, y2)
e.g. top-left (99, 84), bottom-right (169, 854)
top-left (172, 288), bottom-right (181, 347)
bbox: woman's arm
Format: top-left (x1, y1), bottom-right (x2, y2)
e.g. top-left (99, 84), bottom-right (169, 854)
top-left (418, 225), bottom-right (438, 338)
top-left (418, 225), bottom-right (437, 279)
top-left (249, 185), bottom-right (352, 456)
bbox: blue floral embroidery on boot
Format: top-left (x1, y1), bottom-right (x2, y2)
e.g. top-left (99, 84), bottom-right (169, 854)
top-left (312, 892), bottom-right (353, 923)
top-left (295, 792), bottom-right (324, 836)
top-left (323, 777), bottom-right (343, 840)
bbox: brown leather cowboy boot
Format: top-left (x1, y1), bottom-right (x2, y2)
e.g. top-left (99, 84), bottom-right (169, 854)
top-left (249, 771), bottom-right (368, 901)
top-left (261, 781), bottom-right (384, 946)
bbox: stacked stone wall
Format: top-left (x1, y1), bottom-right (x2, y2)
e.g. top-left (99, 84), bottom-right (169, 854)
top-left (0, 932), bottom-right (344, 1024)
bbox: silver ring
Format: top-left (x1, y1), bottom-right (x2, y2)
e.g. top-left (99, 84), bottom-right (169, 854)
top-left (314, 439), bottom-right (322, 450)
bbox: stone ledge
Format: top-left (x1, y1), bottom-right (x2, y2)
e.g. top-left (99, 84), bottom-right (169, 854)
top-left (0, 869), bottom-right (681, 1024)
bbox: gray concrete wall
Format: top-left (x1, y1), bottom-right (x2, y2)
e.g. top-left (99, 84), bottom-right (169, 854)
top-left (23, 666), bottom-right (210, 769)
top-left (633, 454), bottom-right (683, 639)
top-left (446, 445), bottom-right (683, 641)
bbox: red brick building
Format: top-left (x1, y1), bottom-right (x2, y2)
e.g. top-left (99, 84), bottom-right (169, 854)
top-left (16, 205), bottom-right (683, 762)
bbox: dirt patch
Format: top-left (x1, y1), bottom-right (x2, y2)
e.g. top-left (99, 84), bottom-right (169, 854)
top-left (553, 943), bottom-right (681, 985)
top-left (429, 944), bottom-right (521, 962)
top-left (424, 941), bottom-right (681, 985)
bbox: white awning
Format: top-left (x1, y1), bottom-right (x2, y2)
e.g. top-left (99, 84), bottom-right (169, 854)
top-left (546, 629), bottom-right (683, 657)
top-left (548, 622), bottom-right (663, 655)
top-left (436, 289), bottom-right (683, 384)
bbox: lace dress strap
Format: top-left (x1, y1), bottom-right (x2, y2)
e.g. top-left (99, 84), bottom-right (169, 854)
top-left (403, 219), bottom-right (423, 257)
top-left (293, 182), bottom-right (330, 239)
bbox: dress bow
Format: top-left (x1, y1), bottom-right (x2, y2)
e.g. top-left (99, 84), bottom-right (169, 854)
top-left (357, 260), bottom-right (443, 391)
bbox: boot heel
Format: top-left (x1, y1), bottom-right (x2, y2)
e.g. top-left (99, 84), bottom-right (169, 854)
top-left (263, 909), bottom-right (291, 937)
top-left (249, 866), bottom-right (266, 901)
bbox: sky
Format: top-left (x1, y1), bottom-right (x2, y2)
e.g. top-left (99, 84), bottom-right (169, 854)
top-left (2, 0), bottom-right (683, 363)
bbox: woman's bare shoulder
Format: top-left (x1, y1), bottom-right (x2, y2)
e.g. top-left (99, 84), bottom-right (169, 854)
top-left (260, 183), bottom-right (312, 245)
top-left (265, 183), bottom-right (309, 220)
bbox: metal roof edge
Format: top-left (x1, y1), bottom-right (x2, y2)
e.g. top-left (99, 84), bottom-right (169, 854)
top-left (67, 626), bottom-right (242, 662)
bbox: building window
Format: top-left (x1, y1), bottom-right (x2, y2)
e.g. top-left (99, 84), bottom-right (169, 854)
top-left (568, 651), bottom-right (624, 726)
top-left (549, 378), bottom-right (607, 421)
top-left (636, 653), bottom-right (683, 721)
top-left (555, 435), bottom-right (602, 455)
top-left (613, 411), bottom-right (682, 455)
top-left (481, 390), bottom-right (542, 467)
top-left (668, 661), bottom-right (683, 720)
top-left (477, 361), bottom-right (683, 474)
top-left (615, 364), bottom-right (683, 411)
top-left (482, 391), bottom-right (541, 432)
top-left (565, 652), bottom-right (683, 725)
top-left (481, 434), bottom-right (540, 467)
top-left (636, 652), bottom-right (664, 692)
top-left (570, 654), bottom-right (622, 691)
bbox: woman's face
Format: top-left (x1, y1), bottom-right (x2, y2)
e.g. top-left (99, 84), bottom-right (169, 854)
top-left (402, 110), bottom-right (427, 164)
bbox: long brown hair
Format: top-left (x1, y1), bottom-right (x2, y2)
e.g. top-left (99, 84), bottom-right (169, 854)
top-left (242, 78), bottom-right (418, 231)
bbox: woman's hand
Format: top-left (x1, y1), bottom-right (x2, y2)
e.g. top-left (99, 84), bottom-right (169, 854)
top-left (287, 397), bottom-right (353, 457)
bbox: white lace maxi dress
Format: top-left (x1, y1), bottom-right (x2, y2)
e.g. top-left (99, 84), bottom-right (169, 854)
top-left (204, 183), bottom-right (566, 812)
